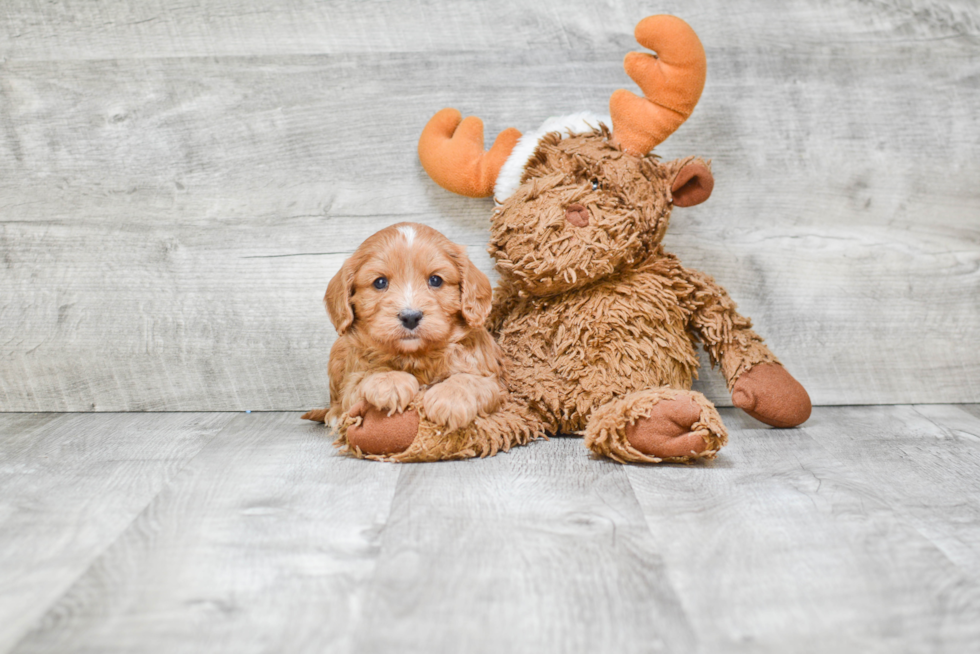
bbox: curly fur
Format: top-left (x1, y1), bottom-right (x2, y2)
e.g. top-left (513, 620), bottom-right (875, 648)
top-left (307, 222), bottom-right (541, 461)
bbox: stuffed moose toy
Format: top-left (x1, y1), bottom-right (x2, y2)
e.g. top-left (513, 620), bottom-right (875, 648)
top-left (322, 14), bottom-right (811, 463)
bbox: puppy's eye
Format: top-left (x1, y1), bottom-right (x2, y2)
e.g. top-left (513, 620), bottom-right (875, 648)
top-left (372, 277), bottom-right (388, 290)
top-left (591, 179), bottom-right (600, 191)
top-left (428, 275), bottom-right (443, 288)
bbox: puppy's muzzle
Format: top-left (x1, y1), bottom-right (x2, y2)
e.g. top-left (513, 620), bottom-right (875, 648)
top-left (398, 309), bottom-right (423, 330)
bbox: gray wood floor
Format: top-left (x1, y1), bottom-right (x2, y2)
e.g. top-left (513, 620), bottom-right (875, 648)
top-left (2, 407), bottom-right (980, 653)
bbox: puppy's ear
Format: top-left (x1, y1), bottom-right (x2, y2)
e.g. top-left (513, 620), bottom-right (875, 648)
top-left (453, 245), bottom-right (492, 327)
top-left (325, 258), bottom-right (355, 334)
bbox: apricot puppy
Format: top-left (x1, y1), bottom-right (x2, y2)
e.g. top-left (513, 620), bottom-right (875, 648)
top-left (303, 223), bottom-right (506, 454)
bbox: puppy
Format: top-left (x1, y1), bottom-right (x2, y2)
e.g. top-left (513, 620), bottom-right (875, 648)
top-left (303, 222), bottom-right (506, 434)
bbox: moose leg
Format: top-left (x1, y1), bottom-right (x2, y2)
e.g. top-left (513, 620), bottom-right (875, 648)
top-left (584, 388), bottom-right (727, 464)
top-left (335, 395), bottom-right (546, 463)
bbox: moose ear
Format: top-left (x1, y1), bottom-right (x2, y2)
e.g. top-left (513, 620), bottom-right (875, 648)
top-left (452, 245), bottom-right (493, 327)
top-left (324, 259), bottom-right (356, 334)
top-left (670, 158), bottom-right (714, 207)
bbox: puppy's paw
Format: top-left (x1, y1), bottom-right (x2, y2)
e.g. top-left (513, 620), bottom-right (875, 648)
top-left (423, 382), bottom-right (479, 431)
top-left (358, 371), bottom-right (420, 416)
top-left (301, 408), bottom-right (328, 423)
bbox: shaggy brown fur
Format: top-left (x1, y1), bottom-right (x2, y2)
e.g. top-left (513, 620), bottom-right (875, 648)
top-left (484, 128), bottom-right (794, 462)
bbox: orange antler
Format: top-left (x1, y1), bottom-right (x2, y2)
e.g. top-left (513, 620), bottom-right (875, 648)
top-left (418, 108), bottom-right (522, 198)
top-left (610, 15), bottom-right (707, 156)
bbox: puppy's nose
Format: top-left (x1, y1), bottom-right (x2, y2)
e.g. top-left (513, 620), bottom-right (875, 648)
top-left (565, 203), bottom-right (590, 227)
top-left (398, 309), bottom-right (423, 330)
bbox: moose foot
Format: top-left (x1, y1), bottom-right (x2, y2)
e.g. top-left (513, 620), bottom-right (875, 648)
top-left (585, 388), bottom-right (727, 463)
top-left (732, 363), bottom-right (811, 428)
top-left (343, 400), bottom-right (419, 456)
top-left (626, 395), bottom-right (710, 458)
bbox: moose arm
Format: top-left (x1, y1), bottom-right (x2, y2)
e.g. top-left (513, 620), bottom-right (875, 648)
top-left (679, 266), bottom-right (811, 427)
top-left (679, 267), bottom-right (780, 390)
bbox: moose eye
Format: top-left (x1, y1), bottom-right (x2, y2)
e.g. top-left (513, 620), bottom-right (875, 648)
top-left (372, 277), bottom-right (388, 290)
top-left (428, 275), bottom-right (443, 288)
top-left (591, 179), bottom-right (600, 191)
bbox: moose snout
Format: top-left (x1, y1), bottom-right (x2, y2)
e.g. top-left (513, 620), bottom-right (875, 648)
top-left (565, 203), bottom-right (590, 227)
top-left (398, 309), bottom-right (424, 330)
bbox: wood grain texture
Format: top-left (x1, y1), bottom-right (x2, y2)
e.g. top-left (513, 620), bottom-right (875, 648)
top-left (805, 404), bottom-right (980, 576)
top-left (2, 0), bottom-right (978, 60)
top-left (8, 412), bottom-right (401, 654)
top-left (0, 411), bottom-right (233, 653)
top-left (626, 406), bottom-right (980, 652)
top-left (1, 0), bottom-right (978, 410)
top-left (959, 403), bottom-right (980, 422)
top-left (352, 437), bottom-right (694, 654)
top-left (3, 406), bottom-right (980, 652)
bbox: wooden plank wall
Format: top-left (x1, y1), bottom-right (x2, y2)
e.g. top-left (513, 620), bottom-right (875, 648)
top-left (1, 0), bottom-right (978, 411)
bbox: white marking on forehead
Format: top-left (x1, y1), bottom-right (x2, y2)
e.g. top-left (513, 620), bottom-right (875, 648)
top-left (397, 225), bottom-right (416, 246)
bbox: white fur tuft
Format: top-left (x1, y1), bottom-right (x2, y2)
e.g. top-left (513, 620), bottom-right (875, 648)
top-left (493, 112), bottom-right (610, 203)
top-left (397, 224), bottom-right (416, 246)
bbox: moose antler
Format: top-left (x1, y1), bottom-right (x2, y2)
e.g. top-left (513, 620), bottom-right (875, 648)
top-left (610, 15), bottom-right (707, 156)
top-left (418, 108), bottom-right (522, 198)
